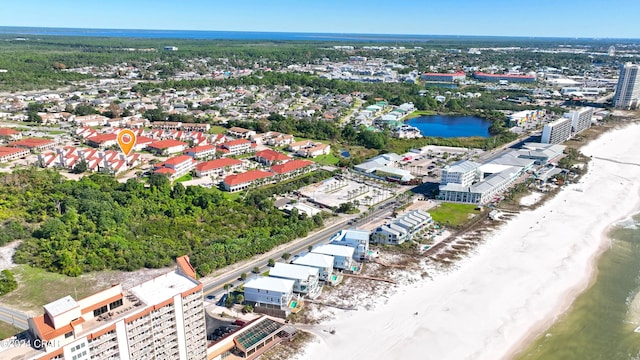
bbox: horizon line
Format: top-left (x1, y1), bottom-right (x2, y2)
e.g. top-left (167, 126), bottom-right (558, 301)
top-left (0, 25), bottom-right (638, 41)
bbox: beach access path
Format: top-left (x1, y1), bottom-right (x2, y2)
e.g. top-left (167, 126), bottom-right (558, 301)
top-left (298, 122), bottom-right (640, 360)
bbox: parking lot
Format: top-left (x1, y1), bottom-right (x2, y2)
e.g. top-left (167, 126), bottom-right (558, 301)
top-left (297, 176), bottom-right (396, 209)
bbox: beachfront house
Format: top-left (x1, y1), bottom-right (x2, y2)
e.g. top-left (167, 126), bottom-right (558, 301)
top-left (311, 244), bottom-right (355, 271)
top-left (329, 229), bottom-right (371, 261)
top-left (371, 210), bottom-right (432, 245)
top-left (292, 253), bottom-right (338, 285)
top-left (268, 263), bottom-right (321, 298)
top-left (243, 277), bottom-right (295, 309)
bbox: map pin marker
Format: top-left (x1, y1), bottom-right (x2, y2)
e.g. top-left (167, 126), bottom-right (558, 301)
top-left (117, 129), bottom-right (136, 156)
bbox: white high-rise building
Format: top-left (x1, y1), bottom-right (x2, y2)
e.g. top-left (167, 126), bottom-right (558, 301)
top-left (541, 118), bottom-right (572, 144)
top-left (613, 62), bottom-right (640, 109)
top-left (3, 256), bottom-right (207, 360)
top-left (563, 107), bottom-right (594, 134)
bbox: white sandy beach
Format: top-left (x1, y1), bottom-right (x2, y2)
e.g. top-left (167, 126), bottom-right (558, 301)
top-left (299, 122), bottom-right (640, 360)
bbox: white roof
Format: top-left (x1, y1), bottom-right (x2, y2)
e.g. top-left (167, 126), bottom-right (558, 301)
top-left (269, 263), bottom-right (318, 281)
top-left (331, 229), bottom-right (370, 243)
top-left (478, 163), bottom-right (513, 174)
top-left (445, 160), bottom-right (481, 173)
top-left (130, 271), bottom-right (199, 306)
top-left (312, 244), bottom-right (356, 258)
top-left (293, 253), bottom-right (334, 268)
top-left (44, 295), bottom-right (79, 317)
top-left (244, 276), bottom-right (294, 293)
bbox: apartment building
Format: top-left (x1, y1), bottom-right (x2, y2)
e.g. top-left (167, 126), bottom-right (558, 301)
top-left (2, 256), bottom-right (207, 360)
top-left (541, 118), bottom-right (572, 144)
top-left (613, 62), bottom-right (640, 109)
top-left (563, 107), bottom-right (593, 134)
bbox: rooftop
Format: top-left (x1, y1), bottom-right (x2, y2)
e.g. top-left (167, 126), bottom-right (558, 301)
top-left (269, 263), bottom-right (318, 281)
top-left (129, 271), bottom-right (199, 306)
top-left (44, 295), bottom-right (79, 317)
top-left (312, 244), bottom-right (355, 258)
top-left (244, 277), bottom-right (294, 293)
top-left (292, 253), bottom-right (334, 268)
top-left (223, 169), bottom-right (273, 186)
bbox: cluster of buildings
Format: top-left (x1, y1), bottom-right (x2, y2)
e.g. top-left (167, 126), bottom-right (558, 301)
top-left (2, 256), bottom-right (208, 360)
top-left (438, 143), bottom-right (565, 204)
top-left (353, 153), bottom-right (416, 184)
top-left (0, 136), bottom-right (55, 163)
top-left (370, 209), bottom-right (432, 245)
top-left (541, 107), bottom-right (594, 144)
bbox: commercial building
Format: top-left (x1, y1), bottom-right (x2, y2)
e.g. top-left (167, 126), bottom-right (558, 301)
top-left (328, 229), bottom-right (370, 261)
top-left (473, 72), bottom-right (537, 83)
top-left (370, 210), bottom-right (432, 245)
top-left (268, 263), bottom-right (321, 298)
top-left (438, 165), bottom-right (522, 204)
top-left (440, 160), bottom-right (481, 187)
top-left (541, 118), bottom-right (572, 144)
top-left (353, 153), bottom-right (415, 183)
top-left (613, 62), bottom-right (640, 109)
top-left (311, 244), bottom-right (355, 271)
top-left (420, 71), bottom-right (466, 83)
top-left (563, 107), bottom-right (593, 134)
top-left (2, 256), bottom-right (207, 360)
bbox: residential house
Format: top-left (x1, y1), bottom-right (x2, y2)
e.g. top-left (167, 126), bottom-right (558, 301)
top-left (226, 127), bottom-right (256, 139)
top-left (243, 277), bottom-right (295, 309)
top-left (268, 263), bottom-right (321, 298)
top-left (329, 229), bottom-right (370, 261)
top-left (292, 253), bottom-right (337, 284)
top-left (0, 128), bottom-right (22, 142)
top-left (371, 210), bottom-right (432, 245)
top-left (86, 133), bottom-right (118, 148)
top-left (311, 244), bottom-right (355, 271)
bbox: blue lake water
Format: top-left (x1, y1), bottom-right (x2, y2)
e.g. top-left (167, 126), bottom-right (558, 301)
top-left (405, 115), bottom-right (491, 138)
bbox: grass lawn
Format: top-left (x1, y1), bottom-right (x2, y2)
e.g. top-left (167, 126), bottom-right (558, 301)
top-left (312, 153), bottom-right (340, 166)
top-left (208, 186), bottom-right (241, 201)
top-left (429, 202), bottom-right (480, 228)
top-left (47, 130), bottom-right (67, 135)
top-left (403, 110), bottom-right (437, 120)
top-left (175, 173), bottom-right (193, 182)
top-left (0, 265), bottom-right (107, 312)
top-left (207, 125), bottom-right (227, 134)
top-left (0, 321), bottom-right (22, 339)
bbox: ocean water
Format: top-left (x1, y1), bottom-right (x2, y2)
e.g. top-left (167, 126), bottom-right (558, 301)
top-left (405, 115), bottom-right (491, 138)
top-left (518, 213), bottom-right (640, 360)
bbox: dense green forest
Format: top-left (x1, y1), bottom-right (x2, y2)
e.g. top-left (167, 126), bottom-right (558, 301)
top-left (0, 169), bottom-right (330, 277)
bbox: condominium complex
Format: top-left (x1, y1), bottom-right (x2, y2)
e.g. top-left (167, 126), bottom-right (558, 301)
top-left (563, 107), bottom-right (593, 134)
top-left (3, 256), bottom-right (207, 360)
top-left (613, 62), bottom-right (640, 109)
top-left (541, 118), bottom-right (572, 144)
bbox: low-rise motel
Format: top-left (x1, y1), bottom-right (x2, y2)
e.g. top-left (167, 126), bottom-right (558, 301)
top-left (9, 138), bottom-right (56, 152)
top-left (0, 256), bottom-right (207, 360)
top-left (473, 71), bottom-right (537, 83)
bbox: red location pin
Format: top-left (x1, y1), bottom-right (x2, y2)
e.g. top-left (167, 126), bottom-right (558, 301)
top-left (117, 129), bottom-right (136, 156)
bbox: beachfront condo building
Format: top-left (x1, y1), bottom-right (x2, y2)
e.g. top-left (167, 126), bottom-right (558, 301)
top-left (613, 62), bottom-right (640, 109)
top-left (563, 107), bottom-right (594, 134)
top-left (2, 256), bottom-right (207, 360)
top-left (542, 118), bottom-right (572, 144)
top-left (440, 160), bottom-right (481, 187)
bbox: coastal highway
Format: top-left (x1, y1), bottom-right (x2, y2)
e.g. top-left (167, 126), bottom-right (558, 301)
top-left (0, 305), bottom-right (29, 330)
top-left (201, 198), bottom-right (398, 298)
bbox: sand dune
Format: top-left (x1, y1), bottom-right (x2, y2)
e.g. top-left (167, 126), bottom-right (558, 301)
top-left (299, 123), bottom-right (640, 360)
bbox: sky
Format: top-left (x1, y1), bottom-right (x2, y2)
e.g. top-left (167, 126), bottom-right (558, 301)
top-left (1, 0), bottom-right (638, 39)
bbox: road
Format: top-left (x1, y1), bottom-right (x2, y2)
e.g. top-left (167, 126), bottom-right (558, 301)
top-left (201, 197), bottom-right (398, 298)
top-left (0, 305), bottom-right (29, 330)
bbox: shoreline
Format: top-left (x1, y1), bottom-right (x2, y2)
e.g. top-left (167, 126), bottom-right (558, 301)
top-left (297, 122), bottom-right (640, 360)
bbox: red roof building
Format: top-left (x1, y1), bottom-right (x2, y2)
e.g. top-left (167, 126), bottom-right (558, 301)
top-left (184, 144), bottom-right (217, 159)
top-left (255, 149), bottom-right (290, 165)
top-left (147, 139), bottom-right (189, 155)
top-left (194, 158), bottom-right (243, 178)
top-left (86, 133), bottom-right (118, 148)
top-left (223, 170), bottom-right (273, 192)
top-left (0, 146), bottom-right (29, 162)
top-left (154, 155), bottom-right (197, 179)
top-left (0, 127), bottom-right (21, 140)
top-left (270, 159), bottom-right (314, 175)
top-left (9, 138), bottom-right (56, 152)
